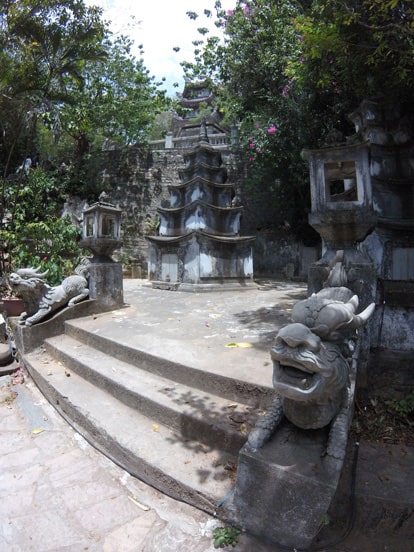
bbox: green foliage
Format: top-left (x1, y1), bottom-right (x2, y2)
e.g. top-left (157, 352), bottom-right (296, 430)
top-left (319, 513), bottom-right (331, 527)
top-left (294, 0), bottom-right (414, 106)
top-left (0, 0), bottom-right (170, 187)
top-left (0, 169), bottom-right (83, 284)
top-left (186, 11), bottom-right (199, 20)
top-left (3, 168), bottom-right (61, 224)
top-left (184, 1), bottom-right (303, 115)
top-left (212, 526), bottom-right (241, 548)
top-left (58, 33), bottom-right (169, 159)
top-left (0, 0), bottom-right (107, 175)
top-left (1, 217), bottom-right (82, 286)
top-left (183, 0), bottom-right (414, 238)
top-left (392, 393), bottom-right (414, 424)
top-left (148, 111), bottom-right (175, 141)
top-left (181, 1), bottom-right (336, 237)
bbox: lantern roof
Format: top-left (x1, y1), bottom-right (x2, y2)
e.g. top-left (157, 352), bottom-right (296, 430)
top-left (82, 201), bottom-right (121, 215)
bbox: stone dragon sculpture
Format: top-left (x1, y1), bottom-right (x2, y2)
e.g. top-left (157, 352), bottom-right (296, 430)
top-left (248, 285), bottom-right (375, 460)
top-left (8, 260), bottom-right (90, 326)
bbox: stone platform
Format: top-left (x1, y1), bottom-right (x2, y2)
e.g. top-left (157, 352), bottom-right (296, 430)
top-left (6, 279), bottom-right (414, 551)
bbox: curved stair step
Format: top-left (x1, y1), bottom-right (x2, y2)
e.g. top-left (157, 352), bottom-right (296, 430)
top-left (41, 335), bottom-right (258, 454)
top-left (23, 348), bottom-right (237, 517)
top-left (63, 315), bottom-right (274, 407)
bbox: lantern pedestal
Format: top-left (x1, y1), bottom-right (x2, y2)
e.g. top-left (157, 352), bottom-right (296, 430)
top-left (87, 262), bottom-right (123, 308)
top-left (80, 237), bottom-right (121, 263)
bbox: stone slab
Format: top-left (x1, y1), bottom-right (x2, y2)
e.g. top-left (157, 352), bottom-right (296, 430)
top-left (234, 420), bottom-right (342, 549)
top-left (22, 350), bottom-right (236, 516)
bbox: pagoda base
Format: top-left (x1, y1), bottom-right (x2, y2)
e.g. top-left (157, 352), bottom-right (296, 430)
top-left (151, 279), bottom-right (258, 292)
top-left (147, 230), bottom-right (255, 287)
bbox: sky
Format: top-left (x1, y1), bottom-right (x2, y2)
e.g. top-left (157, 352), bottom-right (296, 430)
top-left (85, 0), bottom-right (236, 96)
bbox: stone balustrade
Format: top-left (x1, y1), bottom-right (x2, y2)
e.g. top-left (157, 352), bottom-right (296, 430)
top-left (149, 133), bottom-right (231, 151)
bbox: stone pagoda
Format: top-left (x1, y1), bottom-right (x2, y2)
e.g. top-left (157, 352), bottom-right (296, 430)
top-left (168, 79), bottom-right (230, 149)
top-left (147, 120), bottom-right (255, 290)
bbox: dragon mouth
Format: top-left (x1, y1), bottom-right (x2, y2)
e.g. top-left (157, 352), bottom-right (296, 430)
top-left (273, 358), bottom-right (319, 393)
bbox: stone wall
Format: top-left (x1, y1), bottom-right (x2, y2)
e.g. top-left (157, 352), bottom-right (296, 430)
top-left (89, 144), bottom-right (315, 279)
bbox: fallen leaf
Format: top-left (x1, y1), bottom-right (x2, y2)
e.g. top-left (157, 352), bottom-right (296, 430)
top-left (128, 495), bottom-right (150, 511)
top-left (209, 313), bottom-right (222, 319)
top-left (225, 342), bottom-right (253, 348)
top-left (152, 423), bottom-right (159, 432)
top-left (32, 427), bottom-right (45, 435)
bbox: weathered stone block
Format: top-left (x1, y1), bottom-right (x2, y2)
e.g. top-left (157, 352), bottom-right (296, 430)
top-left (235, 421), bottom-right (341, 549)
top-left (88, 263), bottom-right (124, 308)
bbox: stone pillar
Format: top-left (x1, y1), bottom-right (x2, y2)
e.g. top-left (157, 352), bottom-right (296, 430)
top-left (235, 423), bottom-right (340, 549)
top-left (87, 262), bottom-right (123, 308)
top-left (165, 132), bottom-right (173, 149)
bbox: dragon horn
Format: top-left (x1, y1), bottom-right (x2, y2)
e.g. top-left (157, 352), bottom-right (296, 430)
top-left (349, 302), bottom-right (375, 329)
top-left (29, 267), bottom-right (49, 278)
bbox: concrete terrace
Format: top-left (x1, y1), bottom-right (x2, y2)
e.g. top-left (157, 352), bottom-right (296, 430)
top-left (1, 279), bottom-right (413, 551)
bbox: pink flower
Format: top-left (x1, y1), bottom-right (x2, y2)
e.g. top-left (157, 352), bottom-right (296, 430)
top-left (248, 157), bottom-right (255, 162)
top-left (281, 83), bottom-right (290, 96)
top-left (249, 142), bottom-right (255, 149)
top-left (267, 125), bottom-right (277, 134)
top-left (256, 147), bottom-right (262, 153)
top-left (226, 9), bottom-right (234, 16)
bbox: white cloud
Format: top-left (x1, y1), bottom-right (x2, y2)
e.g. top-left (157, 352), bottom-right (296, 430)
top-left (85, 0), bottom-right (235, 95)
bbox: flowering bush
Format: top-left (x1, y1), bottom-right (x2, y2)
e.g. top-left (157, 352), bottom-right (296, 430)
top-left (182, 0), bottom-right (358, 239)
top-left (244, 122), bottom-right (279, 164)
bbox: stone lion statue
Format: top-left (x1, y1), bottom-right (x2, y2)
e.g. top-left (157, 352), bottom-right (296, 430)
top-left (8, 260), bottom-right (90, 326)
top-left (248, 286), bottom-right (375, 459)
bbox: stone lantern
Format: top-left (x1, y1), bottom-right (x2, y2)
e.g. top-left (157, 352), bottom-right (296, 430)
top-left (80, 200), bottom-right (124, 308)
top-left (80, 201), bottom-right (122, 263)
top-left (302, 142), bottom-right (377, 303)
top-left (303, 142), bottom-right (377, 251)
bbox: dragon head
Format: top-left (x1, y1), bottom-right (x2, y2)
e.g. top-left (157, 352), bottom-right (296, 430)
top-left (271, 287), bottom-right (374, 405)
top-left (271, 322), bottom-right (349, 403)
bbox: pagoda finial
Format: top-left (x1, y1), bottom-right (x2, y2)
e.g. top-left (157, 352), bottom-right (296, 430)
top-left (199, 117), bottom-right (209, 143)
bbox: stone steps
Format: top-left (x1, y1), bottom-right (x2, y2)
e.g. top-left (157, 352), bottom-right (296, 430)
top-left (62, 316), bottom-right (274, 407)
top-left (43, 334), bottom-right (257, 454)
top-left (22, 320), bottom-right (267, 517)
